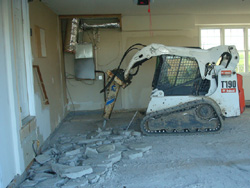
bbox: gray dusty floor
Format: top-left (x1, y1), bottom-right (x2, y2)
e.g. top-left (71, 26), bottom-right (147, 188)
top-left (20, 108), bottom-right (250, 188)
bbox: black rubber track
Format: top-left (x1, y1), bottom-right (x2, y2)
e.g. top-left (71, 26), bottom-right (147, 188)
top-left (140, 98), bottom-right (224, 135)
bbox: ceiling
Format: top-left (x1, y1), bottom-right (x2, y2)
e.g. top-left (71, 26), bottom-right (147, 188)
top-left (41, 0), bottom-right (250, 16)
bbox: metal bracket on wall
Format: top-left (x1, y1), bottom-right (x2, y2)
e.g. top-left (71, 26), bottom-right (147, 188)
top-left (33, 65), bottom-right (49, 105)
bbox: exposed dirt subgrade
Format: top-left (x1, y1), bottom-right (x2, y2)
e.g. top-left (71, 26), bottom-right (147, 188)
top-left (19, 109), bottom-right (250, 188)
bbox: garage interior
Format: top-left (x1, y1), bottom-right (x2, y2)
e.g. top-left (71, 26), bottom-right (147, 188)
top-left (1, 0), bottom-right (250, 187)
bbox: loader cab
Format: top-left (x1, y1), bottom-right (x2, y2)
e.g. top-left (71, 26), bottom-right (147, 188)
top-left (152, 55), bottom-right (210, 96)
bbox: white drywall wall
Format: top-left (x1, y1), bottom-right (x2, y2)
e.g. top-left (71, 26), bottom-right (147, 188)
top-left (0, 0), bottom-right (24, 187)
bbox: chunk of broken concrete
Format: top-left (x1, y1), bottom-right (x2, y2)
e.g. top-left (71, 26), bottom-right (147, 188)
top-left (103, 140), bottom-right (112, 145)
top-left (87, 173), bottom-right (100, 184)
top-left (86, 130), bottom-right (110, 139)
top-left (97, 144), bottom-right (115, 153)
top-left (131, 131), bottom-right (142, 137)
top-left (77, 138), bottom-right (105, 145)
top-left (92, 167), bottom-right (108, 176)
top-left (73, 145), bottom-right (83, 150)
top-left (83, 151), bottom-right (121, 169)
top-left (122, 150), bottom-right (143, 160)
top-left (35, 154), bottom-right (51, 164)
top-left (115, 144), bottom-right (128, 152)
top-left (110, 135), bottom-right (124, 142)
top-left (96, 160), bottom-right (113, 168)
top-left (118, 130), bottom-right (132, 137)
top-left (65, 148), bottom-right (81, 156)
top-left (97, 130), bottom-right (112, 137)
top-left (107, 151), bottom-right (122, 164)
top-left (58, 143), bottom-right (73, 153)
top-left (52, 163), bottom-right (93, 179)
top-left (33, 177), bottom-right (66, 188)
top-left (128, 143), bottom-right (152, 152)
top-left (34, 165), bottom-right (52, 173)
top-left (30, 162), bottom-right (41, 169)
top-left (31, 172), bottom-right (55, 182)
top-left (61, 177), bottom-right (88, 188)
top-left (86, 131), bottom-right (99, 139)
top-left (19, 179), bottom-right (38, 188)
top-left (85, 146), bottom-right (98, 158)
top-left (72, 136), bottom-right (87, 144)
top-left (42, 148), bottom-right (59, 156)
top-left (85, 143), bottom-right (97, 148)
top-left (83, 157), bottom-right (113, 169)
top-left (95, 140), bottom-right (103, 146)
top-left (58, 154), bottom-right (79, 166)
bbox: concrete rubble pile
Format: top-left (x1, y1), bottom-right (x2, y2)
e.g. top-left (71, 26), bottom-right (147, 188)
top-left (19, 128), bottom-right (152, 188)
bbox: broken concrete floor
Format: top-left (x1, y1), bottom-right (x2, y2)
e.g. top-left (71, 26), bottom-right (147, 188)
top-left (19, 111), bottom-right (149, 188)
top-left (19, 109), bottom-right (250, 188)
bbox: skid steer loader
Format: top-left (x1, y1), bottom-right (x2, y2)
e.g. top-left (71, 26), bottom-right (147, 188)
top-left (101, 43), bottom-right (245, 135)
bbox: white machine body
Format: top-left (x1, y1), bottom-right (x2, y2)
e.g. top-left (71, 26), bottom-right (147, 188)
top-left (124, 44), bottom-right (242, 118)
